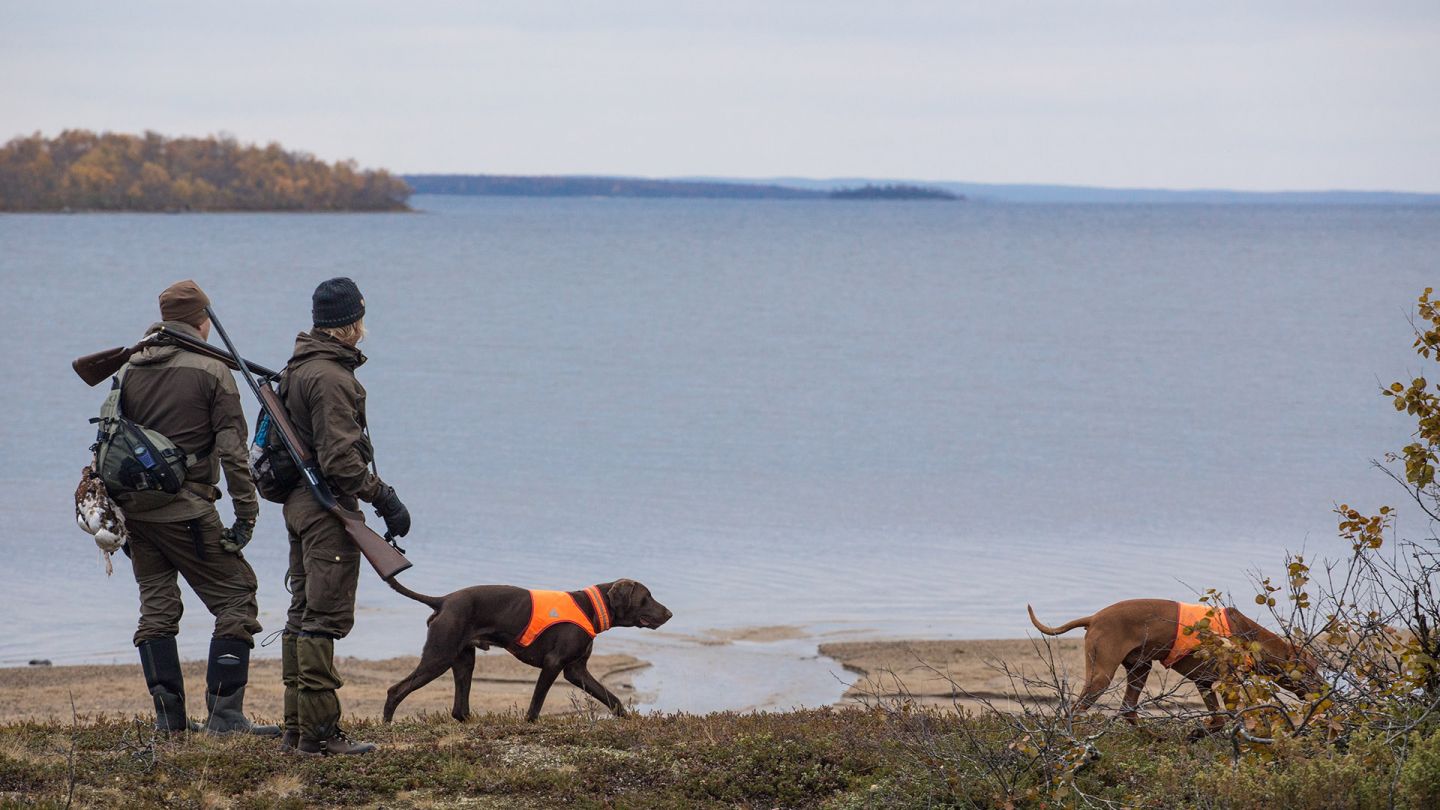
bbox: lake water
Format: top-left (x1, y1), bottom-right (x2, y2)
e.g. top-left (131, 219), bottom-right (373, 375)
top-left (2, 195), bottom-right (1437, 711)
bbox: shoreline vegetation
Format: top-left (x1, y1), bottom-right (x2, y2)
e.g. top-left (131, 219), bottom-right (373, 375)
top-left (3, 638), bottom-right (1438, 807)
top-left (7, 711), bottom-right (1439, 808)
top-left (0, 131), bottom-right (411, 212)
top-left (3, 633), bottom-right (1437, 807)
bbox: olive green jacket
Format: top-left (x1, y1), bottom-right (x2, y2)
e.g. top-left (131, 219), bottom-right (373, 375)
top-left (282, 330), bottom-right (385, 504)
top-left (118, 320), bottom-right (259, 523)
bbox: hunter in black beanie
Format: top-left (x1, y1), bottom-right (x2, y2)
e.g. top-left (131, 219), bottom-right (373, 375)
top-left (281, 273), bottom-right (408, 756)
top-left (312, 277), bottom-right (365, 329)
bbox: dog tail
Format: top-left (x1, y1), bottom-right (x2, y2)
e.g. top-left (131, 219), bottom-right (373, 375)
top-left (386, 576), bottom-right (444, 610)
top-left (1028, 604), bottom-right (1091, 636)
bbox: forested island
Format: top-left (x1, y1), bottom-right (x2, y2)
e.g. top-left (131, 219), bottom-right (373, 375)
top-left (828, 183), bottom-right (960, 200)
top-left (0, 131), bottom-right (412, 212)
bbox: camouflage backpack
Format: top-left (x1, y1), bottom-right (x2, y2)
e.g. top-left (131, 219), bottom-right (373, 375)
top-left (90, 368), bottom-right (206, 512)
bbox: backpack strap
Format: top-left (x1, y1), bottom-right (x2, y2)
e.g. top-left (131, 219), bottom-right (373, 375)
top-left (88, 369), bottom-right (128, 452)
top-left (93, 364), bottom-right (214, 493)
top-left (95, 367), bottom-right (212, 465)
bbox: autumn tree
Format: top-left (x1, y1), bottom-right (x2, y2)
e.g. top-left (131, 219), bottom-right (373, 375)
top-left (0, 130), bottom-right (411, 212)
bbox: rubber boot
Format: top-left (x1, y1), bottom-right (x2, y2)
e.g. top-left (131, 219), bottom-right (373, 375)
top-left (202, 638), bottom-right (281, 737)
top-left (295, 633), bottom-right (375, 756)
top-left (138, 636), bottom-right (191, 733)
top-left (280, 633), bottom-right (300, 751)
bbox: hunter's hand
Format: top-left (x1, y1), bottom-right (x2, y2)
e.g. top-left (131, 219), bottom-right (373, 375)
top-left (373, 485), bottom-right (411, 539)
top-left (220, 518), bottom-right (255, 553)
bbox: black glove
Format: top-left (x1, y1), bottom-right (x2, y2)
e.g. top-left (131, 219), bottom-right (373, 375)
top-left (220, 518), bottom-right (255, 554)
top-left (372, 485), bottom-right (411, 539)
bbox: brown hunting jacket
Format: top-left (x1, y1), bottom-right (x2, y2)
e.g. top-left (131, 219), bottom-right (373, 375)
top-left (282, 330), bottom-right (385, 504)
top-left (118, 320), bottom-right (259, 523)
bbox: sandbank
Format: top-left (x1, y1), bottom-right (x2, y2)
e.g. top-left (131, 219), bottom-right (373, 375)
top-left (0, 654), bottom-right (646, 724)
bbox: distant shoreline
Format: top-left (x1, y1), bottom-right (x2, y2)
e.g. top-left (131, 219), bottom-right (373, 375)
top-left (404, 173), bottom-right (1440, 205)
top-left (404, 175), bottom-right (962, 202)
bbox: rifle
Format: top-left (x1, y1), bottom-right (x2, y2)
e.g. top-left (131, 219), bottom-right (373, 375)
top-left (73, 326), bottom-right (279, 387)
top-left (204, 306), bottom-right (413, 581)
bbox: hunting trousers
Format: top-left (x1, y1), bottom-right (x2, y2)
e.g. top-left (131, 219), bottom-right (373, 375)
top-left (283, 488), bottom-right (361, 739)
top-left (127, 510), bottom-right (261, 647)
top-left (282, 490), bottom-right (361, 639)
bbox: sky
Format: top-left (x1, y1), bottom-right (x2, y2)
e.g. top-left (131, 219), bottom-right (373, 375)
top-left (2, 1), bottom-right (1439, 191)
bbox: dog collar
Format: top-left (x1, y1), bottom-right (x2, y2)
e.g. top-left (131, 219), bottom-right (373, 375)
top-left (583, 585), bottom-right (611, 633)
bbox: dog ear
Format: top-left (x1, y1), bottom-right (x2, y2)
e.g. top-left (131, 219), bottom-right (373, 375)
top-left (608, 579), bottom-right (638, 613)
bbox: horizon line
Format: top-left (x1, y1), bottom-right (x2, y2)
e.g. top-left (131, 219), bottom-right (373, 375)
top-left (399, 171), bottom-right (1440, 198)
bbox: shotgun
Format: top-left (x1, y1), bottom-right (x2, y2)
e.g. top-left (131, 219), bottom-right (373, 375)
top-left (203, 306), bottom-right (412, 581)
top-left (73, 326), bottom-right (278, 386)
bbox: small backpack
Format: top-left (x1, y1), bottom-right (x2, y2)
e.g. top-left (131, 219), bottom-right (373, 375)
top-left (249, 377), bottom-right (302, 503)
top-left (90, 369), bottom-right (205, 512)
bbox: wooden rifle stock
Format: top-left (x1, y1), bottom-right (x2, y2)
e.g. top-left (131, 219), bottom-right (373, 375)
top-left (255, 386), bottom-right (411, 579)
top-left (203, 308), bottom-right (411, 581)
top-left (73, 343), bottom-right (146, 386)
top-left (73, 327), bottom-right (278, 387)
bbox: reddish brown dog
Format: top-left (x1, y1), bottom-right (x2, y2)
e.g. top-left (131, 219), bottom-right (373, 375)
top-left (1027, 599), bottom-right (1322, 732)
top-left (384, 578), bottom-right (671, 722)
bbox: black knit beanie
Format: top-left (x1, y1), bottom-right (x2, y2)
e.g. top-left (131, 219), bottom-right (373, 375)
top-left (312, 277), bottom-right (365, 328)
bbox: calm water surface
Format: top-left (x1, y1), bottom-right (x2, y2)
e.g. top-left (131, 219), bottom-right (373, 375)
top-left (1, 196), bottom-right (1436, 709)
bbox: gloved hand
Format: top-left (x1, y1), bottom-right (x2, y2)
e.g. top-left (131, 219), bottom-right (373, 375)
top-left (372, 485), bottom-right (411, 539)
top-left (220, 518), bottom-right (255, 554)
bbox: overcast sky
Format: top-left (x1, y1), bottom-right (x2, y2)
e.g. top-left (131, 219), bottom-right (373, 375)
top-left (3, 1), bottom-right (1438, 191)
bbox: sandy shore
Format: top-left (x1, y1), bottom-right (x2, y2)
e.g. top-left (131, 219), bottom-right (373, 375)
top-left (0, 653), bottom-right (647, 724)
top-left (3, 632), bottom-right (1213, 723)
top-left (821, 638), bottom-right (1206, 714)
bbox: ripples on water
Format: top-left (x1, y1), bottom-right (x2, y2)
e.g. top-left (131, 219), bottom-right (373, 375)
top-left (2, 198), bottom-right (1437, 703)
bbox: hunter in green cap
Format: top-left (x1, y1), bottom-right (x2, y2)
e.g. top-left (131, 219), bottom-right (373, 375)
top-left (116, 279), bottom-right (278, 737)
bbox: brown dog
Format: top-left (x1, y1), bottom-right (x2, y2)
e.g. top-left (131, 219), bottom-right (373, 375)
top-left (384, 578), bottom-right (672, 722)
top-left (1027, 599), bottom-right (1321, 731)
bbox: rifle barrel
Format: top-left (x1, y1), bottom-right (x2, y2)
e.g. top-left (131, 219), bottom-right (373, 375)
top-left (157, 327), bottom-right (278, 379)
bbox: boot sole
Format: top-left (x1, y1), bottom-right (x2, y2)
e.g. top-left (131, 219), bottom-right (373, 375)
top-left (204, 727), bottom-right (283, 738)
top-left (293, 747), bottom-right (376, 756)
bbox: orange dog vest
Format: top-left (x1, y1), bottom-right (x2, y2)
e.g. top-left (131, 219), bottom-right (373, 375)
top-left (515, 586), bottom-right (611, 648)
top-left (1162, 602), bottom-right (1233, 668)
